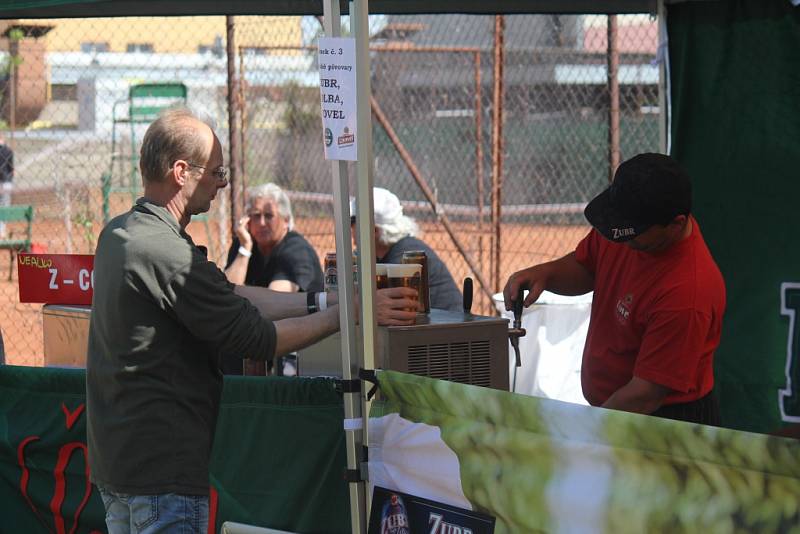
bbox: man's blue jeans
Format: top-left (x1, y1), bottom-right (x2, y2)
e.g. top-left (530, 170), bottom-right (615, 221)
top-left (97, 486), bottom-right (209, 534)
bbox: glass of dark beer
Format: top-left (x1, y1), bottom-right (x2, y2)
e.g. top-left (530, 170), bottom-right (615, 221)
top-left (401, 250), bottom-right (430, 313)
top-left (387, 263), bottom-right (421, 312)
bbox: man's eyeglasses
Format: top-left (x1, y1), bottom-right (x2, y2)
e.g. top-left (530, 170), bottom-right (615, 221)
top-left (248, 212), bottom-right (274, 223)
top-left (185, 162), bottom-right (229, 184)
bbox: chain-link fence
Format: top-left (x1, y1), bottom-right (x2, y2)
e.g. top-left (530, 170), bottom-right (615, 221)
top-left (0, 16), bottom-right (238, 365)
top-left (237, 13), bottom-right (659, 310)
top-left (0, 13), bottom-right (659, 365)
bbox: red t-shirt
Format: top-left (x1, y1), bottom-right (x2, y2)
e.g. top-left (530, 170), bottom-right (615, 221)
top-left (574, 216), bottom-right (726, 406)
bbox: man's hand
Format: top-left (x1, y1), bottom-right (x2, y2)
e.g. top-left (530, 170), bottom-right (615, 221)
top-left (234, 216), bottom-right (253, 251)
top-left (374, 287), bottom-right (418, 326)
top-left (502, 265), bottom-right (549, 311)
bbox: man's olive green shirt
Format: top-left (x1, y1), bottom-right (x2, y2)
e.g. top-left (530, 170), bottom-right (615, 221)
top-left (87, 198), bottom-right (276, 495)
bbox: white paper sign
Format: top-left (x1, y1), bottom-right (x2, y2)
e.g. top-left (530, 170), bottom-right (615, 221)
top-left (318, 37), bottom-right (357, 161)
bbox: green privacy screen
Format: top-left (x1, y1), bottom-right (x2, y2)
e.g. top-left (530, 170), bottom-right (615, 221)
top-left (0, 365), bottom-right (350, 534)
top-left (668, 1), bottom-right (800, 433)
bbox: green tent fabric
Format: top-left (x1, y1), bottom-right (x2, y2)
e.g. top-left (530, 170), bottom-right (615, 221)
top-left (212, 375), bottom-right (350, 533)
top-left (0, 365), bottom-right (350, 533)
top-left (668, 0), bottom-right (800, 433)
top-left (0, 366), bottom-right (100, 533)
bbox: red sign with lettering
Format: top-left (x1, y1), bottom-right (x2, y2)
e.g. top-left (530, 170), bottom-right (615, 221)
top-left (18, 254), bottom-right (95, 305)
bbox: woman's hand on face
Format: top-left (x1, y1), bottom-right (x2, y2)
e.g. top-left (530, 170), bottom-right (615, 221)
top-left (235, 216), bottom-right (253, 251)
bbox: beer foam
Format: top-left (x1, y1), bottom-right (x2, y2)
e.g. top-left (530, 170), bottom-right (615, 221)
top-left (388, 263), bottom-right (421, 278)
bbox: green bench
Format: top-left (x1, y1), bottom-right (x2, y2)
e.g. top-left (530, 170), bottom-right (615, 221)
top-left (0, 204), bottom-right (33, 280)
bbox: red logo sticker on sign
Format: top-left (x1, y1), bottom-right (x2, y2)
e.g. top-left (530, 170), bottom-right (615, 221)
top-left (18, 254), bottom-right (95, 305)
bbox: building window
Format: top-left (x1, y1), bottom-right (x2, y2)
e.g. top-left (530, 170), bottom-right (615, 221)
top-left (51, 84), bottom-right (77, 101)
top-left (199, 36), bottom-right (224, 57)
top-left (80, 42), bottom-right (109, 53)
top-left (242, 47), bottom-right (268, 56)
top-left (126, 43), bottom-right (154, 53)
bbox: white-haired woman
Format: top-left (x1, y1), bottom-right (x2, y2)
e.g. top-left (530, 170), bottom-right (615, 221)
top-left (352, 187), bottom-right (462, 312)
top-left (225, 183), bottom-right (323, 293)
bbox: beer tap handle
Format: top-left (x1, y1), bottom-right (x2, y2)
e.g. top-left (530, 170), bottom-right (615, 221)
top-left (462, 277), bottom-right (473, 315)
top-left (510, 287), bottom-right (526, 373)
top-left (513, 287), bottom-right (525, 330)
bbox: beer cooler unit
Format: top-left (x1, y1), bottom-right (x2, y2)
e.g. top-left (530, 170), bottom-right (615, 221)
top-left (297, 308), bottom-right (510, 391)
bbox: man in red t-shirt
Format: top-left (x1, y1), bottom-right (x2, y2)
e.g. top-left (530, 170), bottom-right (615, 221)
top-left (503, 153), bottom-right (726, 425)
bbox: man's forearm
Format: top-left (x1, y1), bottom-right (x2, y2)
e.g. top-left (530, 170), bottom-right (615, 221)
top-left (236, 286), bottom-right (417, 327)
top-left (541, 252), bottom-right (595, 296)
top-left (505, 251), bottom-right (595, 310)
top-left (235, 285), bottom-right (308, 320)
top-left (224, 255), bottom-right (249, 285)
top-left (602, 376), bottom-right (670, 415)
top-left (273, 305), bottom-right (340, 356)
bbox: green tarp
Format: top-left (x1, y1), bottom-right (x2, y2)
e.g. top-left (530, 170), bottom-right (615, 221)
top-left (669, 0), bottom-right (800, 433)
top-left (0, 365), bottom-right (350, 533)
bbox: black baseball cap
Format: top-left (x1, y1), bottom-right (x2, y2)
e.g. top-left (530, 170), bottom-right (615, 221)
top-left (584, 153), bottom-right (692, 243)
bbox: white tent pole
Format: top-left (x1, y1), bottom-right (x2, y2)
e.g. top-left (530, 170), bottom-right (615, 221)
top-left (352, 0), bottom-right (378, 527)
top-left (351, 4), bottom-right (378, 368)
top-left (321, 1), bottom-right (366, 533)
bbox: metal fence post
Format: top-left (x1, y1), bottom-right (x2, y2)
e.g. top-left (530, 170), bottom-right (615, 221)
top-left (491, 15), bottom-right (505, 294)
top-left (607, 15), bottom-right (620, 182)
top-left (227, 16), bottom-right (244, 229)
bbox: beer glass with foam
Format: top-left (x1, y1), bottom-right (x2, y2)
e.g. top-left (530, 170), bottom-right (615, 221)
top-left (387, 263), bottom-right (421, 312)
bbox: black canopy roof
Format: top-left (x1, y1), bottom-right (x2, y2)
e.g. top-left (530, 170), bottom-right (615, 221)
top-left (0, 0), bottom-right (659, 19)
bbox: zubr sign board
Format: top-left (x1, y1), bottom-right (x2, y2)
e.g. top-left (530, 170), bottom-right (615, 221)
top-left (318, 37), bottom-right (357, 161)
top-left (368, 486), bottom-right (495, 534)
top-left (18, 253), bottom-right (94, 305)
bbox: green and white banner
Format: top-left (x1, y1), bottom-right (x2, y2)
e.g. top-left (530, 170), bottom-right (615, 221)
top-left (368, 371), bottom-right (800, 533)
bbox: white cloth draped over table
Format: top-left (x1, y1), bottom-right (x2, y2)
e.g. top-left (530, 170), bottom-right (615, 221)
top-left (494, 290), bottom-right (592, 405)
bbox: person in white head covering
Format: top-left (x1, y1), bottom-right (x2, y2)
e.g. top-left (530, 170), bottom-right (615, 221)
top-left (351, 187), bottom-right (462, 311)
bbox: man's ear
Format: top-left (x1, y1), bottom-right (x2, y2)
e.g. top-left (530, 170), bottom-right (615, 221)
top-left (671, 214), bottom-right (688, 228)
top-left (171, 160), bottom-right (188, 186)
